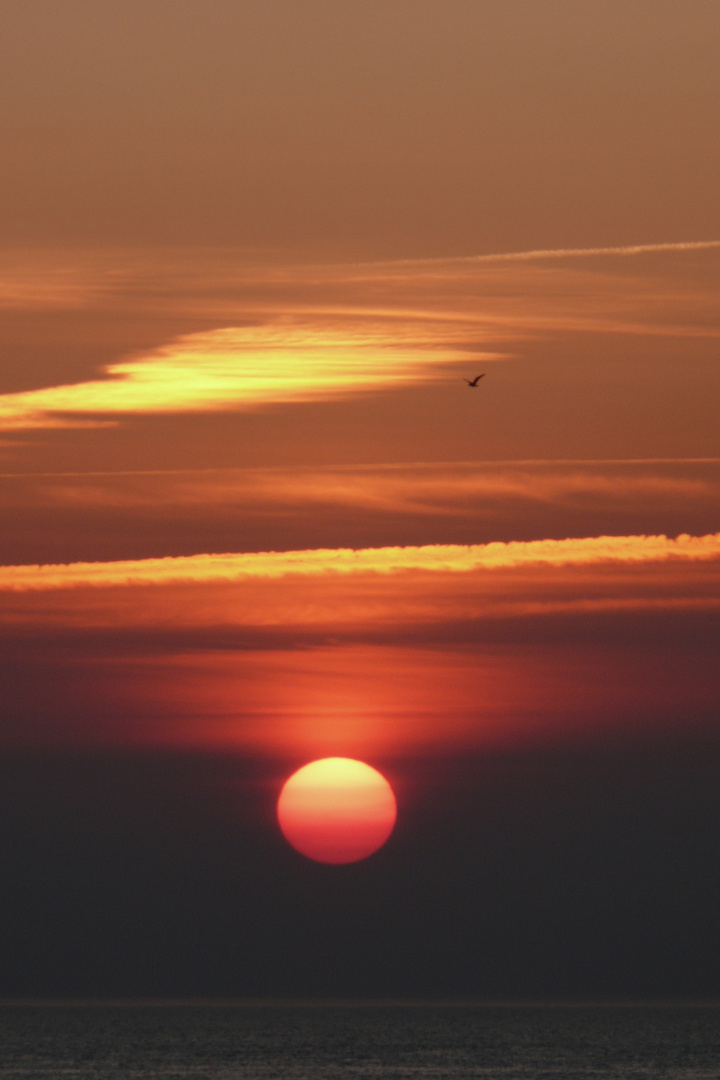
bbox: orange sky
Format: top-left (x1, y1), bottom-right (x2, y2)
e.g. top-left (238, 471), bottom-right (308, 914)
top-left (1, 1), bottom-right (719, 764)
top-left (4, 2), bottom-right (720, 1004)
top-left (3, 2), bottom-right (720, 254)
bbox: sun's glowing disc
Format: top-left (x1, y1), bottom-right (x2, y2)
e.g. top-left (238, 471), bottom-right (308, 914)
top-left (277, 757), bottom-right (397, 864)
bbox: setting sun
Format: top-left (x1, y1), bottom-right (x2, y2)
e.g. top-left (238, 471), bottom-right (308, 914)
top-left (277, 757), bottom-right (397, 864)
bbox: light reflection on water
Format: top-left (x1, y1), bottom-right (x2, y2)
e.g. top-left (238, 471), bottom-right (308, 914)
top-left (0, 1003), bottom-right (718, 1080)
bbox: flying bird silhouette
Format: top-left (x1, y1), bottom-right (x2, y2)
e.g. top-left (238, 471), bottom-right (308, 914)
top-left (463, 374), bottom-right (486, 387)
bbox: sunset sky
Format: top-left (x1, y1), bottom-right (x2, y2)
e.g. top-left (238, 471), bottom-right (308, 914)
top-left (1, 1), bottom-right (719, 1000)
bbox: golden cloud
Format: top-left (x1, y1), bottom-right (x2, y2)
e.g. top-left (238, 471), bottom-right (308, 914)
top-left (1, 532), bottom-right (718, 593)
top-left (0, 324), bottom-right (472, 430)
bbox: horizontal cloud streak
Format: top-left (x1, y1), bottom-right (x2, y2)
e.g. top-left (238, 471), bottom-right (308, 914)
top-left (2, 532), bottom-right (719, 593)
top-left (432, 239), bottom-right (720, 265)
top-left (0, 325), bottom-right (473, 431)
top-left (8, 460), bottom-right (716, 513)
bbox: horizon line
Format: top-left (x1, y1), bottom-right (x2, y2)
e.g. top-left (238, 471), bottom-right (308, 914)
top-left (2, 996), bottom-right (720, 1008)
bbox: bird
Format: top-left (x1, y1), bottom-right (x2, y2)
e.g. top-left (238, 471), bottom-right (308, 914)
top-left (463, 374), bottom-right (486, 387)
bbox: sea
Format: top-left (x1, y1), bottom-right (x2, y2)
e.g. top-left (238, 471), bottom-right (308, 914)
top-left (0, 1002), bottom-right (718, 1079)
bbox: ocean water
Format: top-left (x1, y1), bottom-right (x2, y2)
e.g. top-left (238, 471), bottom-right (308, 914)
top-left (0, 1003), bottom-right (718, 1079)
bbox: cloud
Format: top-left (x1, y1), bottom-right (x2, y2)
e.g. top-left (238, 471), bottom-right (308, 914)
top-left (0, 530), bottom-right (716, 708)
top-left (8, 460), bottom-right (717, 514)
top-left (1, 533), bottom-right (718, 654)
top-left (0, 324), bottom-right (475, 431)
top-left (1, 532), bottom-right (719, 593)
top-left (4, 239), bottom-right (718, 306)
top-left (5, 460), bottom-right (720, 570)
top-left (1, 243), bottom-right (717, 448)
top-left (414, 239), bottom-right (720, 265)
top-left (2, 532), bottom-right (718, 752)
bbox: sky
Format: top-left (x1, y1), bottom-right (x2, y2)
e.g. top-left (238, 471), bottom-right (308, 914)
top-left (1, 0), bottom-right (719, 1000)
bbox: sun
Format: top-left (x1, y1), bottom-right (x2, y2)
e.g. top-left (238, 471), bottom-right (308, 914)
top-left (277, 757), bottom-right (397, 864)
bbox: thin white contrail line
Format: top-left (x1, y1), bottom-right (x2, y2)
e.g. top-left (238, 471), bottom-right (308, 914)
top-left (380, 239), bottom-right (720, 268)
top-left (468, 240), bottom-right (720, 263)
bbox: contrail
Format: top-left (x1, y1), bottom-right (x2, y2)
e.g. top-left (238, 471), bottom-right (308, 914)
top-left (382, 239), bottom-right (720, 268)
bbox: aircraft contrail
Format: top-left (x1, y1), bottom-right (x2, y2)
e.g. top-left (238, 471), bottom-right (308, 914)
top-left (382, 239), bottom-right (720, 268)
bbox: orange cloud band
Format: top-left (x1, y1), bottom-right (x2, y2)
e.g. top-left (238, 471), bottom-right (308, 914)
top-left (2, 532), bottom-right (719, 593)
top-left (6, 460), bottom-right (719, 513)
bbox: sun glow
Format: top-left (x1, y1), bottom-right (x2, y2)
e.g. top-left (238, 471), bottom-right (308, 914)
top-left (277, 757), bottom-right (397, 864)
